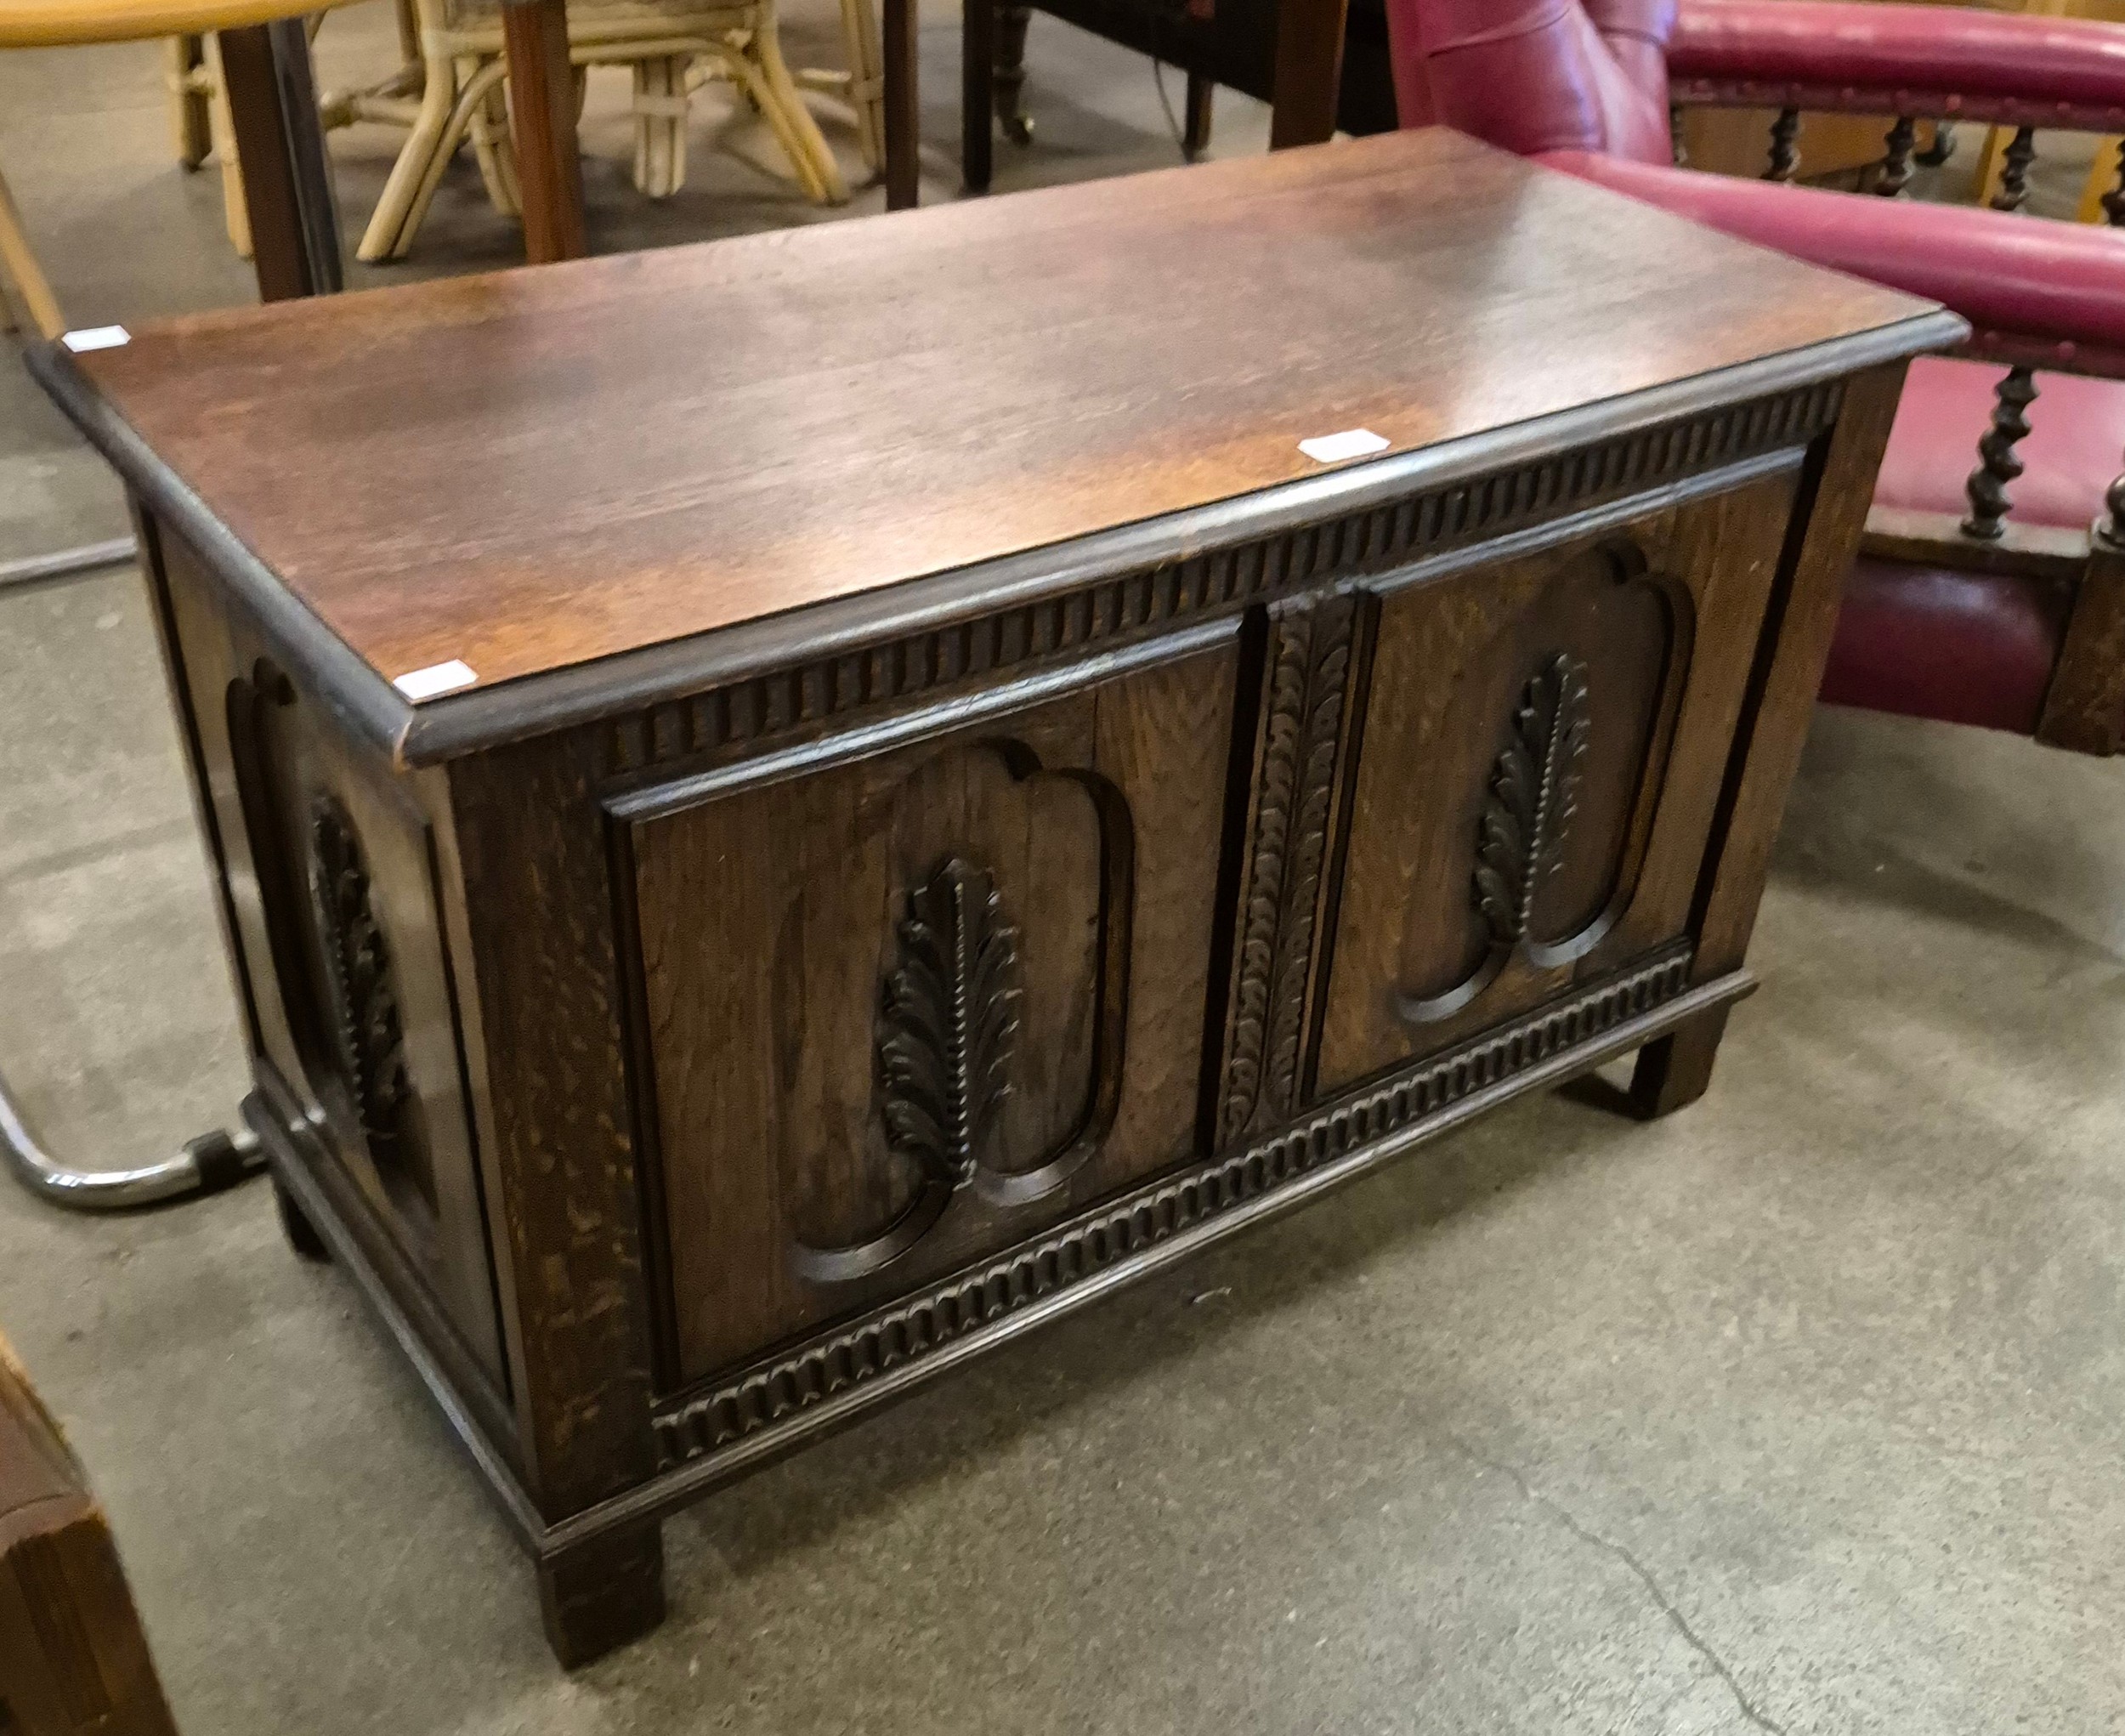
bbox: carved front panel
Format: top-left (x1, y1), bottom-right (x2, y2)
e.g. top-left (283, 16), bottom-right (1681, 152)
top-left (628, 640), bottom-right (1237, 1389)
top-left (1313, 475), bottom-right (1800, 1097)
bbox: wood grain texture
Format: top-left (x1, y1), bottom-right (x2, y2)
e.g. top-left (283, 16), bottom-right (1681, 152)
top-left (628, 639), bottom-right (1236, 1388)
top-left (1680, 364), bottom-right (1910, 984)
top-left (446, 733), bottom-right (660, 1517)
top-left (60, 130), bottom-right (1937, 698)
top-left (1626, 362), bottom-right (1912, 1115)
top-left (500, 0), bottom-right (586, 264)
top-left (2037, 536), bottom-right (2125, 754)
top-left (0, 1336), bottom-right (177, 1736)
top-left (1267, 0), bottom-right (1346, 149)
top-left (216, 22), bottom-right (322, 301)
top-left (1316, 475), bottom-right (1799, 1096)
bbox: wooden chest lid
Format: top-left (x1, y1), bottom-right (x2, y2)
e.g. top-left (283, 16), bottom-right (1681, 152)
top-left (37, 128), bottom-right (1957, 763)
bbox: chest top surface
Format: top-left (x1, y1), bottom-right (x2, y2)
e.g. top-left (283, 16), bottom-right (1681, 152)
top-left (47, 128), bottom-right (1949, 745)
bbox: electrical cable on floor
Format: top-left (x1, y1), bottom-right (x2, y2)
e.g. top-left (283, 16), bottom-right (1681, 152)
top-left (0, 536), bottom-right (135, 595)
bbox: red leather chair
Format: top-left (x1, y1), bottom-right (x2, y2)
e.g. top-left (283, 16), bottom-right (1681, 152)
top-left (1385, 0), bottom-right (2125, 754)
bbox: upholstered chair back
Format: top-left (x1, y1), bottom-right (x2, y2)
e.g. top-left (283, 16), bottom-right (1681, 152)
top-left (1385, 0), bottom-right (1680, 164)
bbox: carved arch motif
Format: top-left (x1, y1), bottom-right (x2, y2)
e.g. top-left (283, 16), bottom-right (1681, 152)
top-left (1397, 542), bottom-right (1692, 1026)
top-left (794, 742), bottom-right (1135, 1284)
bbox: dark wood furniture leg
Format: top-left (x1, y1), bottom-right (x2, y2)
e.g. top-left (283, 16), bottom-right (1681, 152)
top-left (963, 0), bottom-right (995, 191)
top-left (1267, 0), bottom-right (1346, 149)
top-left (1, 1335), bottom-right (178, 1736)
top-left (1628, 362), bottom-right (1911, 1117)
top-left (1628, 1007), bottom-right (1732, 1120)
top-left (995, 2), bottom-right (1033, 144)
top-left (217, 19), bottom-right (343, 300)
top-left (1184, 70), bottom-right (1214, 159)
top-left (536, 1526), bottom-right (666, 1670)
top-left (501, 0), bottom-right (587, 263)
top-left (2037, 530), bottom-right (2125, 754)
top-left (883, 0), bottom-right (919, 209)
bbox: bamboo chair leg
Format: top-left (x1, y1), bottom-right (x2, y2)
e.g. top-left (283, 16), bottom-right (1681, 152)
top-left (836, 0), bottom-right (887, 173)
top-left (632, 54), bottom-right (688, 196)
top-left (388, 58), bottom-right (507, 258)
top-left (202, 33), bottom-right (252, 258)
top-left (474, 77), bottom-right (522, 215)
top-left (357, 49), bottom-right (463, 260)
top-left (167, 36), bottom-right (212, 167)
top-left (746, 11), bottom-right (847, 201)
top-left (0, 165), bottom-right (63, 340)
top-left (728, 49), bottom-right (828, 201)
top-left (465, 54), bottom-right (521, 214)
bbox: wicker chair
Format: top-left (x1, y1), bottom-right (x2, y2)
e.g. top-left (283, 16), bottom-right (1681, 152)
top-left (332, 0), bottom-right (881, 261)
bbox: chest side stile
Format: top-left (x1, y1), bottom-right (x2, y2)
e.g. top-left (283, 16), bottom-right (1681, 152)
top-left (442, 731), bottom-right (664, 1523)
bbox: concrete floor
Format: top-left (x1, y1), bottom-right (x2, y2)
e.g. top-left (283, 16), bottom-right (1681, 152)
top-left (4, 23), bottom-right (2125, 1735)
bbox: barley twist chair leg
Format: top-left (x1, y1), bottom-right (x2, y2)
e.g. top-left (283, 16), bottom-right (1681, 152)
top-left (0, 164), bottom-right (63, 341)
top-left (1876, 114), bottom-right (1915, 197)
top-left (1763, 106), bottom-right (1800, 181)
top-left (1962, 364), bottom-right (2039, 541)
top-left (1992, 124), bottom-right (2037, 213)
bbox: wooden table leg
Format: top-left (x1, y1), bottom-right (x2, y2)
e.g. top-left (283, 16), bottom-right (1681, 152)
top-left (1267, 0), bottom-right (1347, 150)
top-left (883, 0), bottom-right (919, 208)
top-left (501, 0), bottom-right (587, 263)
top-left (218, 19), bottom-right (343, 300)
top-left (962, 0), bottom-right (994, 193)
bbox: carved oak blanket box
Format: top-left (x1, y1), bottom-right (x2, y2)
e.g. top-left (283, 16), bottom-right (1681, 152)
top-left (31, 129), bottom-right (1958, 1668)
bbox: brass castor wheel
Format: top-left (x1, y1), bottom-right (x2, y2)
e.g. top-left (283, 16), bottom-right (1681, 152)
top-left (274, 1177), bottom-right (331, 1262)
top-left (1002, 113), bottom-right (1034, 145)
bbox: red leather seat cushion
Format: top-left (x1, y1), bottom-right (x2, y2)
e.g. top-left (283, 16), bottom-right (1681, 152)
top-left (1821, 556), bottom-right (2071, 735)
top-left (1874, 355), bottom-right (2125, 532)
top-left (1672, 0), bottom-right (2125, 111)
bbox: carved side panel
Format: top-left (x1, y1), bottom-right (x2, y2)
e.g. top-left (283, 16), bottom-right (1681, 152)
top-left (1220, 596), bottom-right (1357, 1145)
top-left (157, 530), bottom-right (507, 1392)
top-left (626, 638), bottom-right (1238, 1390)
top-left (1316, 475), bottom-right (1802, 1097)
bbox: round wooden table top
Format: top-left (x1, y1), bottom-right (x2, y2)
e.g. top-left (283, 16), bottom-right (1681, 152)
top-left (0, 0), bottom-right (360, 47)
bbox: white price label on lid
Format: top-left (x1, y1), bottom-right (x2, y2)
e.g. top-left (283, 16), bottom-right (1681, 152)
top-left (393, 659), bottom-right (479, 701)
top-left (61, 326), bottom-right (130, 353)
top-left (1298, 428), bottom-right (1391, 464)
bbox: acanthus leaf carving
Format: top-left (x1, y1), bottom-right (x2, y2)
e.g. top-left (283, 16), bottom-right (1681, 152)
top-left (793, 856), bottom-right (1026, 1285)
top-left (879, 858), bottom-right (1023, 1192)
top-left (1221, 596), bottom-right (1357, 1145)
top-left (309, 797), bottom-right (411, 1171)
top-left (1474, 653), bottom-right (1590, 948)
